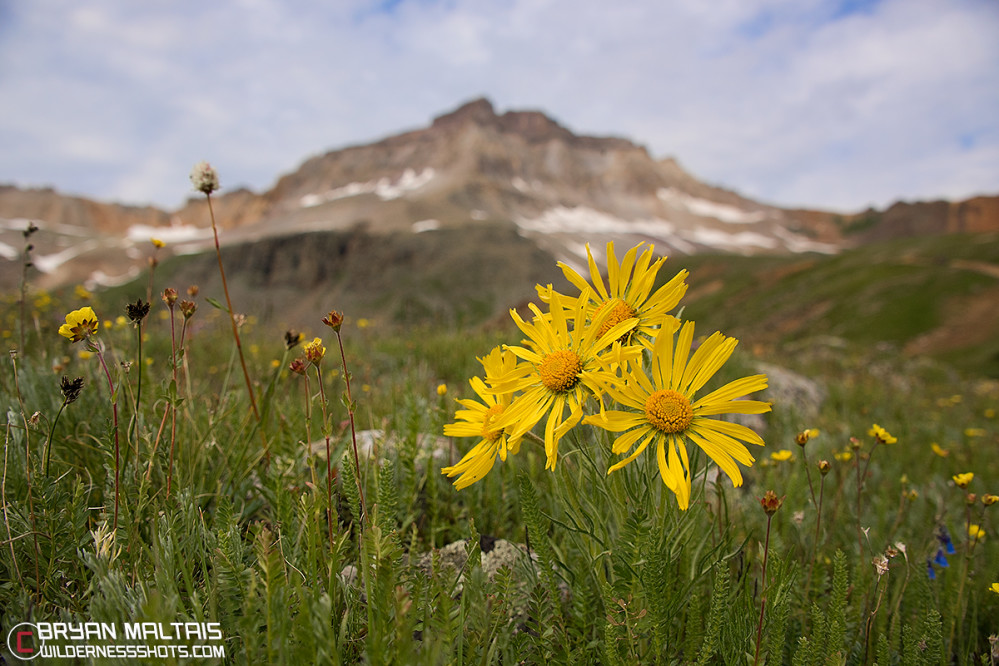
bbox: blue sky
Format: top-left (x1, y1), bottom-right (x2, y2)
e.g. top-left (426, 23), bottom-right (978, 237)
top-left (0, 0), bottom-right (996, 213)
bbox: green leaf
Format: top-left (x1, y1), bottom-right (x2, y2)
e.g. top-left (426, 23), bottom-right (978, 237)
top-left (205, 296), bottom-right (228, 312)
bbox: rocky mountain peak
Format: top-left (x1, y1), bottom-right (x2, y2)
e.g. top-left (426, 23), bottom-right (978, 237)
top-left (431, 97), bottom-right (599, 146)
top-left (431, 97), bottom-right (497, 128)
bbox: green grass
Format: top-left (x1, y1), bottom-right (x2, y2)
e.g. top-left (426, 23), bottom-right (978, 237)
top-left (1, 240), bottom-right (998, 664)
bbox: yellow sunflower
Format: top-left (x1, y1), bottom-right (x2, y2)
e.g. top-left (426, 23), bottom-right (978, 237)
top-left (58, 306), bottom-right (99, 342)
top-left (541, 241), bottom-right (688, 347)
top-left (442, 347), bottom-right (522, 489)
top-left (489, 289), bottom-right (642, 470)
top-left (584, 319), bottom-right (770, 509)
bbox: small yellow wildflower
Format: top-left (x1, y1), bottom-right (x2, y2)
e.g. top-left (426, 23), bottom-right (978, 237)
top-left (437, 383), bottom-right (448, 397)
top-left (357, 318), bottom-right (370, 329)
top-left (834, 450), bottom-right (853, 462)
top-left (953, 472), bottom-right (974, 489)
top-left (795, 428), bottom-right (819, 446)
top-left (304, 337), bottom-right (326, 365)
top-left (34, 291), bottom-right (52, 310)
top-left (770, 450), bottom-right (793, 462)
top-left (868, 424), bottom-right (897, 445)
top-left (270, 359), bottom-right (281, 369)
top-left (151, 238), bottom-right (165, 248)
top-left (322, 310), bottom-right (344, 332)
top-left (74, 284), bottom-right (93, 300)
top-left (77, 350), bottom-right (94, 360)
top-left (969, 524), bottom-right (985, 540)
top-left (982, 494), bottom-right (998, 506)
top-left (931, 442), bottom-right (949, 457)
top-left (985, 408), bottom-right (996, 419)
top-left (58, 307), bottom-right (99, 342)
top-left (964, 428), bottom-right (986, 437)
top-left (990, 582), bottom-right (999, 595)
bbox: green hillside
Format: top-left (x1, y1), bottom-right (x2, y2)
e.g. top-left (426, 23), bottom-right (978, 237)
top-left (674, 233), bottom-right (999, 376)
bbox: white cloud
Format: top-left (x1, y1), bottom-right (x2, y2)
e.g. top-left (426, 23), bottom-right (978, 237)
top-left (0, 0), bottom-right (996, 212)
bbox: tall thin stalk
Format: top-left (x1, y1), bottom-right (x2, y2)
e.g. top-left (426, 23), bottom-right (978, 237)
top-left (18, 222), bottom-right (37, 353)
top-left (93, 342), bottom-right (121, 531)
top-left (207, 195), bottom-right (260, 423)
top-left (755, 490), bottom-right (783, 666)
top-left (335, 329), bottom-right (366, 527)
top-left (190, 161), bottom-right (266, 454)
top-left (164, 291), bottom-right (180, 498)
top-left (314, 365), bottom-right (335, 550)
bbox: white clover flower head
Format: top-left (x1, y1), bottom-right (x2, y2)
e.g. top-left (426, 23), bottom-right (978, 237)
top-left (190, 161), bottom-right (220, 194)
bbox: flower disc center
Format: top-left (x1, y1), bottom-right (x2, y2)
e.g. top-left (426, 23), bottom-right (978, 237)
top-left (595, 298), bottom-right (637, 339)
top-left (481, 404), bottom-right (505, 441)
top-left (644, 389), bottom-right (693, 433)
top-left (539, 350), bottom-right (582, 392)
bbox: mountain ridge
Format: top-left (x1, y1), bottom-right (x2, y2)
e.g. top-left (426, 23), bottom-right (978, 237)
top-left (1, 97), bottom-right (997, 293)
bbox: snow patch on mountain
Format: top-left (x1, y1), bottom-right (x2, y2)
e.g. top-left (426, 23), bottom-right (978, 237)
top-left (127, 223), bottom-right (212, 244)
top-left (412, 219), bottom-right (440, 233)
top-left (300, 168), bottom-right (436, 207)
top-left (516, 206), bottom-right (674, 236)
top-left (33, 240), bottom-right (107, 273)
top-left (771, 227), bottom-right (839, 254)
top-left (657, 188), bottom-right (765, 224)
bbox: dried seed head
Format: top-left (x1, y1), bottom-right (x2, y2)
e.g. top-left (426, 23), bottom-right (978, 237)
top-left (60, 376), bottom-right (85, 404)
top-left (126, 299), bottom-right (150, 323)
top-left (162, 288), bottom-right (178, 307)
top-left (284, 330), bottom-right (304, 350)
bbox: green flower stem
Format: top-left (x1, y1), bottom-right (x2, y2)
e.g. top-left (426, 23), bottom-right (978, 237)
top-left (335, 329), bottom-right (367, 528)
top-left (43, 402), bottom-right (68, 476)
top-left (313, 365), bottom-right (335, 550)
top-left (753, 511), bottom-right (775, 666)
top-left (166, 303), bottom-right (179, 498)
top-left (205, 192), bottom-right (266, 453)
top-left (301, 372), bottom-right (319, 496)
top-left (128, 320), bottom-right (142, 480)
top-left (93, 342), bottom-right (120, 532)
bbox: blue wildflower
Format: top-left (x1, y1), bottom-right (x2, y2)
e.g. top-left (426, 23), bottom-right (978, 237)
top-left (937, 526), bottom-right (956, 555)
top-left (934, 548), bottom-right (949, 568)
top-left (926, 559), bottom-right (936, 580)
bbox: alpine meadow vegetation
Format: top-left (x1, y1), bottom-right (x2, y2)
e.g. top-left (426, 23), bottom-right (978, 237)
top-left (0, 166), bottom-right (997, 664)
